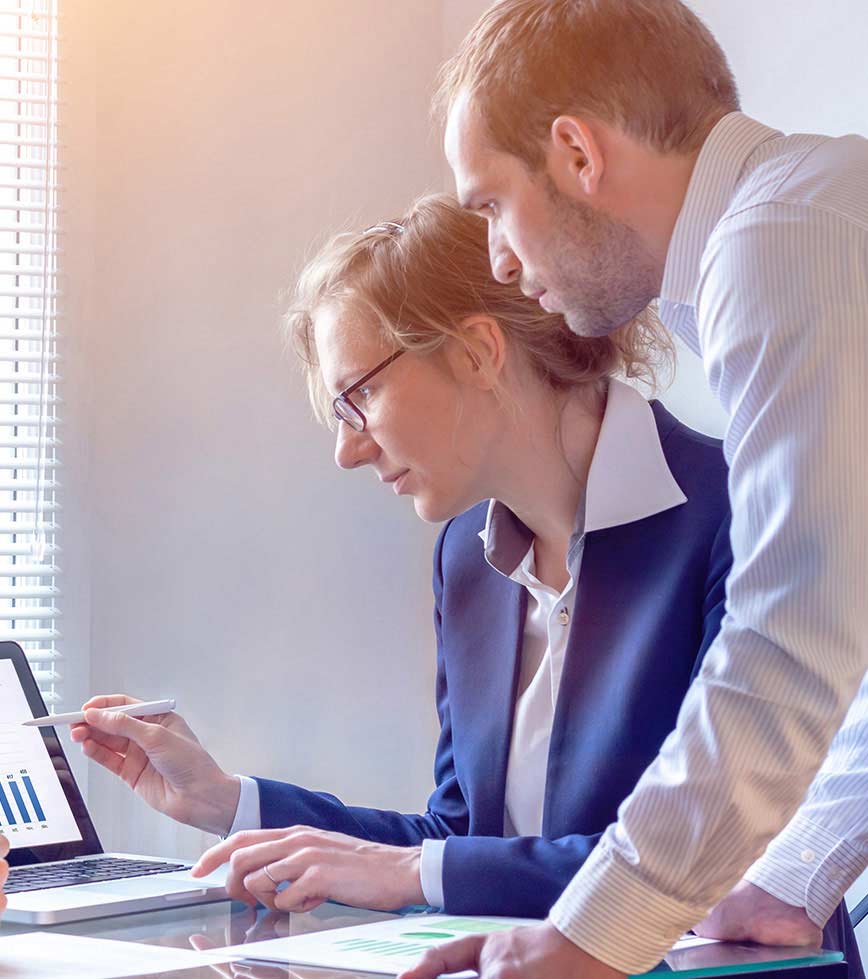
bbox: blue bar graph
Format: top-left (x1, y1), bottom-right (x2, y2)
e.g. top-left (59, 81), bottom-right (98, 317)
top-left (0, 781), bottom-right (15, 825)
top-left (22, 774), bottom-right (45, 822)
top-left (8, 778), bottom-right (30, 823)
top-left (0, 772), bottom-right (47, 827)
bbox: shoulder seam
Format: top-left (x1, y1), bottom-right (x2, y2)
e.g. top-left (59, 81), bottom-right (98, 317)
top-left (715, 195), bottom-right (868, 238)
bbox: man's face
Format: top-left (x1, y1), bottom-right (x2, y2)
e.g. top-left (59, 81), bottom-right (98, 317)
top-left (445, 91), bottom-right (658, 338)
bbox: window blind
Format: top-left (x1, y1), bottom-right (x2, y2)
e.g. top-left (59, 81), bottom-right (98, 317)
top-left (0, 0), bottom-right (60, 705)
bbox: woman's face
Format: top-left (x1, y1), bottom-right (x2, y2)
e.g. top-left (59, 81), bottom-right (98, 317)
top-left (314, 304), bottom-right (498, 523)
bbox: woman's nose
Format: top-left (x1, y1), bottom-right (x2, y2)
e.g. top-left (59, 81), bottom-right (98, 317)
top-left (334, 422), bottom-right (379, 470)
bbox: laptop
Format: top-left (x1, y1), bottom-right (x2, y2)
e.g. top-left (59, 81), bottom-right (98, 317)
top-left (0, 641), bottom-right (228, 924)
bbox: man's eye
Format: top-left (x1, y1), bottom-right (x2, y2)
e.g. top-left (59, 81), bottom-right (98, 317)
top-left (356, 385), bottom-right (373, 401)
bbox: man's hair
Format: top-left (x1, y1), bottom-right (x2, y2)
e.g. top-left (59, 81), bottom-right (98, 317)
top-left (434, 0), bottom-right (740, 168)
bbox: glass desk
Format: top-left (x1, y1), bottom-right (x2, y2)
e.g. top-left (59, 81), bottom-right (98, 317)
top-left (0, 897), bottom-right (847, 979)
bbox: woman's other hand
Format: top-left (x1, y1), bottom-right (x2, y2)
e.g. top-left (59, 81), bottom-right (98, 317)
top-left (70, 694), bottom-right (240, 835)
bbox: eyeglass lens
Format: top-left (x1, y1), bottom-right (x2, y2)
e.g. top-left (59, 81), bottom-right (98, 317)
top-left (333, 397), bottom-right (365, 432)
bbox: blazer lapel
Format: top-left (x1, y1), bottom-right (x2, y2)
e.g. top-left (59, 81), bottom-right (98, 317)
top-left (445, 566), bottom-right (526, 836)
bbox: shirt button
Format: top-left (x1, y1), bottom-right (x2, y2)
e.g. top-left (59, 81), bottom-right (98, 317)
top-left (558, 607), bottom-right (570, 626)
top-left (801, 849), bottom-right (816, 863)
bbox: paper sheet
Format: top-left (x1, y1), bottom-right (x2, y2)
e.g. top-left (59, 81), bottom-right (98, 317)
top-left (671, 934), bottom-right (721, 951)
top-left (0, 931), bottom-right (242, 979)
top-left (222, 913), bottom-right (538, 976)
top-left (220, 914), bottom-right (722, 977)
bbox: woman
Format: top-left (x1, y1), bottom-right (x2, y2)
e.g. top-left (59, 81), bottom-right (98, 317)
top-left (70, 196), bottom-right (856, 963)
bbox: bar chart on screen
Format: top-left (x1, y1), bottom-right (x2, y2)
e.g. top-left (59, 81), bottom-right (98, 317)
top-left (0, 769), bottom-right (47, 827)
top-left (0, 658), bottom-right (81, 847)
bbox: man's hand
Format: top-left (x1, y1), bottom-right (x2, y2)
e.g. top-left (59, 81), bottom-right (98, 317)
top-left (0, 832), bottom-right (9, 916)
top-left (695, 880), bottom-right (822, 947)
top-left (70, 694), bottom-right (240, 835)
top-left (398, 920), bottom-right (626, 979)
top-left (191, 826), bottom-right (424, 913)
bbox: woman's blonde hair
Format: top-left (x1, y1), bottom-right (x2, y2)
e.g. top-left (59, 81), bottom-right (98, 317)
top-left (287, 193), bottom-right (672, 426)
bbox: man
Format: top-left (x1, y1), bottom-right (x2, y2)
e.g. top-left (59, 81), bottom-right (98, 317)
top-left (400, 2), bottom-right (868, 978)
top-left (1, 832), bottom-right (9, 917)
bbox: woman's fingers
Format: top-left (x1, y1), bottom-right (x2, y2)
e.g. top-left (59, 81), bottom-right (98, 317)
top-left (80, 738), bottom-right (126, 777)
top-left (226, 840), bottom-right (311, 905)
top-left (82, 708), bottom-right (164, 749)
top-left (191, 829), bottom-right (291, 878)
top-left (81, 694), bottom-right (141, 712)
top-left (71, 724), bottom-right (129, 754)
top-left (81, 733), bottom-right (149, 790)
top-left (271, 867), bottom-right (329, 913)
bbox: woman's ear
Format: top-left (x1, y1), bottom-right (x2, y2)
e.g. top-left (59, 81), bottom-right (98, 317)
top-left (450, 314), bottom-right (507, 390)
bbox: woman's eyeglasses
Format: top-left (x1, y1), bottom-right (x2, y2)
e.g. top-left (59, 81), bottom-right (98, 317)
top-left (332, 350), bottom-right (405, 432)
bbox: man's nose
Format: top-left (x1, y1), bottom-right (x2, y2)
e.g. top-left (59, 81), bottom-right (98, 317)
top-left (489, 229), bottom-right (521, 284)
top-left (334, 422), bottom-right (379, 470)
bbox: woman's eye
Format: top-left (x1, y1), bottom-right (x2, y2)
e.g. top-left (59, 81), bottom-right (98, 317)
top-left (356, 385), bottom-right (373, 402)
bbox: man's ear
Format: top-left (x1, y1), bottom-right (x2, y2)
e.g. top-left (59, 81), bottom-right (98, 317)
top-left (549, 115), bottom-right (604, 197)
top-left (450, 314), bottom-right (507, 391)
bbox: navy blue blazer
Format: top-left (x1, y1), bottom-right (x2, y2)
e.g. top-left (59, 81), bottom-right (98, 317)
top-left (254, 401), bottom-right (732, 915)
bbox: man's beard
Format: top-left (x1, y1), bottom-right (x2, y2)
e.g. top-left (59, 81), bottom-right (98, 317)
top-left (543, 179), bottom-right (661, 338)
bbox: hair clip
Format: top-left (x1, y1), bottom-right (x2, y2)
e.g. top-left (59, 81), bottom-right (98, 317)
top-left (362, 221), bottom-right (405, 236)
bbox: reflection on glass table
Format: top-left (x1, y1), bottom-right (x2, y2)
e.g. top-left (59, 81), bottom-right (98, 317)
top-left (0, 898), bottom-right (847, 979)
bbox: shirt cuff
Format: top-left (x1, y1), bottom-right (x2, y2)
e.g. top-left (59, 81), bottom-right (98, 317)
top-left (227, 775), bottom-right (262, 836)
top-left (549, 839), bottom-right (706, 975)
top-left (744, 813), bottom-right (867, 927)
top-left (419, 839), bottom-right (446, 909)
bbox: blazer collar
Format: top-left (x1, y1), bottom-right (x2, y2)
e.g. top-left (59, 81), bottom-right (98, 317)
top-left (480, 379), bottom-right (687, 577)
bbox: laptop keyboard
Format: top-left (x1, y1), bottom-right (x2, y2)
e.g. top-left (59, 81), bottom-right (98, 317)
top-left (5, 856), bottom-right (189, 893)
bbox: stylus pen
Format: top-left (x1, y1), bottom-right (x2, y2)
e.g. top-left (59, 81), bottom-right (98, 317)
top-left (22, 698), bottom-right (176, 728)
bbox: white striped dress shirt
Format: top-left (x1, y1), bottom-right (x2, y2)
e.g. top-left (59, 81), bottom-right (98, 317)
top-left (549, 113), bottom-right (868, 973)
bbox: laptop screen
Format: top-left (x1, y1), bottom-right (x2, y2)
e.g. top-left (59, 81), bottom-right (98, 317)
top-left (0, 643), bottom-right (102, 866)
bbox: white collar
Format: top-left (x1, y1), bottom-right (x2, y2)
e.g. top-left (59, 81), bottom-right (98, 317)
top-left (479, 379), bottom-right (687, 573)
top-left (583, 378), bottom-right (686, 533)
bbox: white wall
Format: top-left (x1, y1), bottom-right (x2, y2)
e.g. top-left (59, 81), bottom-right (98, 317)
top-left (65, 0), bottom-right (447, 859)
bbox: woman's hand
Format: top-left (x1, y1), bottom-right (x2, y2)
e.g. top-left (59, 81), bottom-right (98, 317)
top-left (0, 832), bottom-right (9, 916)
top-left (70, 694), bottom-right (241, 835)
top-left (191, 826), bottom-right (424, 913)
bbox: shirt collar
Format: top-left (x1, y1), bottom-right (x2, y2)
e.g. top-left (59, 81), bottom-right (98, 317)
top-left (479, 378), bottom-right (687, 576)
top-left (660, 112), bottom-right (782, 308)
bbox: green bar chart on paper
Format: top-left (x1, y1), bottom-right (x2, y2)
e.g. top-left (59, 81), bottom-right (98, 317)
top-left (229, 913), bottom-right (539, 975)
top-left (334, 917), bottom-right (522, 960)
